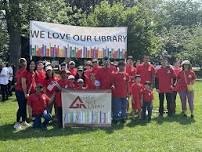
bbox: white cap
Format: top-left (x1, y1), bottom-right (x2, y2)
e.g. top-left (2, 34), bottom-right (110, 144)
top-left (69, 61), bottom-right (75, 65)
top-left (95, 80), bottom-right (101, 87)
top-left (45, 66), bottom-right (53, 71)
top-left (68, 75), bottom-right (75, 80)
top-left (181, 60), bottom-right (191, 66)
top-left (77, 79), bottom-right (84, 83)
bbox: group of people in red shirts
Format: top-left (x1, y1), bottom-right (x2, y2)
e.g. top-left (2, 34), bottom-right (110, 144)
top-left (13, 55), bottom-right (196, 129)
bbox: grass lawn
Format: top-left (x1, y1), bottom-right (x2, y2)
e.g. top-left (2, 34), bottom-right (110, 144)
top-left (0, 81), bottom-right (202, 152)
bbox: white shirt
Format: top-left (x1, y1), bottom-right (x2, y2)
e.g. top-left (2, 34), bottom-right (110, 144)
top-left (0, 67), bottom-right (9, 85)
top-left (7, 66), bottom-right (13, 81)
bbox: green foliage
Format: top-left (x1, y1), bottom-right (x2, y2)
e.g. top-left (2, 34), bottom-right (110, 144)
top-left (82, 1), bottom-right (162, 60)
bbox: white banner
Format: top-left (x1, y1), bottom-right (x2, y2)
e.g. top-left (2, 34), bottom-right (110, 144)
top-left (30, 21), bottom-right (127, 59)
top-left (62, 89), bottom-right (112, 128)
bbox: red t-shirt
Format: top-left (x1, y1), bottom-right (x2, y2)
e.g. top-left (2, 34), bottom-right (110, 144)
top-left (28, 93), bottom-right (50, 116)
top-left (96, 67), bottom-right (113, 89)
top-left (112, 72), bottom-right (129, 98)
top-left (156, 66), bottom-right (176, 93)
top-left (55, 79), bottom-right (70, 107)
top-left (126, 64), bottom-right (137, 94)
top-left (15, 68), bottom-right (27, 91)
top-left (142, 88), bottom-right (154, 102)
top-left (85, 69), bottom-right (96, 89)
top-left (92, 65), bottom-right (100, 75)
top-left (131, 82), bottom-right (143, 110)
top-left (43, 76), bottom-right (59, 97)
top-left (35, 70), bottom-right (46, 85)
top-left (69, 68), bottom-right (77, 76)
top-left (173, 67), bottom-right (182, 77)
top-left (137, 63), bottom-right (155, 84)
top-left (176, 70), bottom-right (196, 92)
top-left (22, 71), bottom-right (36, 94)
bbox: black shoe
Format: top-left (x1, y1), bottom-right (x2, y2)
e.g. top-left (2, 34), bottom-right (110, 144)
top-left (148, 117), bottom-right (151, 122)
top-left (191, 114), bottom-right (194, 119)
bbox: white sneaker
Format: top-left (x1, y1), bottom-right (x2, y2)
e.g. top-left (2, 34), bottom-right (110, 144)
top-left (14, 122), bottom-right (22, 129)
top-left (21, 121), bottom-right (31, 127)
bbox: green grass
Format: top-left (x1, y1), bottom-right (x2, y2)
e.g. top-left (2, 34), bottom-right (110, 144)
top-left (0, 82), bottom-right (202, 152)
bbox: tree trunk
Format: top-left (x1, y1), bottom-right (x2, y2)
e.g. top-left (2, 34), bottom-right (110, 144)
top-left (4, 0), bottom-right (21, 66)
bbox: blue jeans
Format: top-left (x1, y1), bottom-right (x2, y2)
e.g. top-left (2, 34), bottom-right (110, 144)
top-left (33, 110), bottom-right (52, 128)
top-left (15, 91), bottom-right (27, 122)
top-left (112, 97), bottom-right (128, 121)
top-left (142, 101), bottom-right (153, 120)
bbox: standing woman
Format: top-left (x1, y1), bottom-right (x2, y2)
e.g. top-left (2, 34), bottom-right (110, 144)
top-left (43, 66), bottom-right (58, 114)
top-left (22, 60), bottom-right (36, 121)
top-left (14, 58), bottom-right (30, 129)
top-left (176, 60), bottom-right (196, 118)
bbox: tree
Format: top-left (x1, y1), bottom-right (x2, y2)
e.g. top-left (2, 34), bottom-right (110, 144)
top-left (82, 1), bottom-right (162, 60)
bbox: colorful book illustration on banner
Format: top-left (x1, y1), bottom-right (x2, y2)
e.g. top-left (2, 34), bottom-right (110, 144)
top-left (64, 111), bottom-right (111, 125)
top-left (30, 45), bottom-right (126, 59)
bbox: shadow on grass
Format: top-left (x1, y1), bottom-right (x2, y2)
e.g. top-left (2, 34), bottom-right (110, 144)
top-left (0, 122), bottom-right (125, 141)
top-left (152, 113), bottom-right (195, 125)
top-left (126, 113), bottom-right (195, 128)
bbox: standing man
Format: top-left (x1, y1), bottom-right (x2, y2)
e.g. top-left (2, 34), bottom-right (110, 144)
top-left (111, 61), bottom-right (129, 124)
top-left (137, 55), bottom-right (155, 86)
top-left (156, 57), bottom-right (176, 117)
top-left (95, 57), bottom-right (113, 90)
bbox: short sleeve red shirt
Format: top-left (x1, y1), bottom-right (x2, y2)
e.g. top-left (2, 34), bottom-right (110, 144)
top-left (35, 70), bottom-right (46, 85)
top-left (22, 71), bottom-right (36, 94)
top-left (156, 66), bottom-right (176, 93)
top-left (15, 68), bottom-right (27, 91)
top-left (176, 70), bottom-right (196, 91)
top-left (137, 63), bottom-right (155, 84)
top-left (43, 76), bottom-right (59, 97)
top-left (96, 67), bottom-right (113, 89)
top-left (84, 69), bottom-right (96, 89)
top-left (142, 88), bottom-right (154, 102)
top-left (69, 68), bottom-right (77, 76)
top-left (28, 93), bottom-right (50, 116)
top-left (112, 72), bottom-right (129, 98)
top-left (131, 83), bottom-right (143, 102)
top-left (55, 79), bottom-right (70, 107)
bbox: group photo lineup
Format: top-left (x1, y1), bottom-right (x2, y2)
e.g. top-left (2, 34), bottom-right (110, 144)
top-left (0, 0), bottom-right (202, 151)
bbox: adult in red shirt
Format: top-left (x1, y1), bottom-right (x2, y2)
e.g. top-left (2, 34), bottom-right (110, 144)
top-left (95, 57), bottom-right (113, 90)
top-left (172, 59), bottom-right (182, 114)
top-left (131, 75), bottom-right (143, 118)
top-left (43, 66), bottom-right (59, 114)
top-left (176, 60), bottom-right (196, 118)
top-left (111, 61), bottom-right (129, 124)
top-left (92, 59), bottom-right (100, 74)
top-left (69, 61), bottom-right (77, 76)
top-left (156, 58), bottom-right (176, 117)
top-left (14, 58), bottom-right (31, 129)
top-left (55, 70), bottom-right (70, 127)
top-left (28, 84), bottom-right (54, 129)
top-left (21, 60), bottom-right (37, 121)
top-left (35, 60), bottom-right (46, 85)
top-left (137, 55), bottom-right (155, 85)
top-left (126, 56), bottom-right (137, 95)
top-left (84, 61), bottom-right (96, 89)
top-left (142, 81), bottom-right (154, 122)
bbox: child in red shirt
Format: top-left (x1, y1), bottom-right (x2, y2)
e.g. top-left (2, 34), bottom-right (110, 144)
top-left (131, 75), bottom-right (143, 119)
top-left (112, 61), bottom-right (129, 124)
top-left (142, 81), bottom-right (154, 122)
top-left (28, 84), bottom-right (55, 129)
